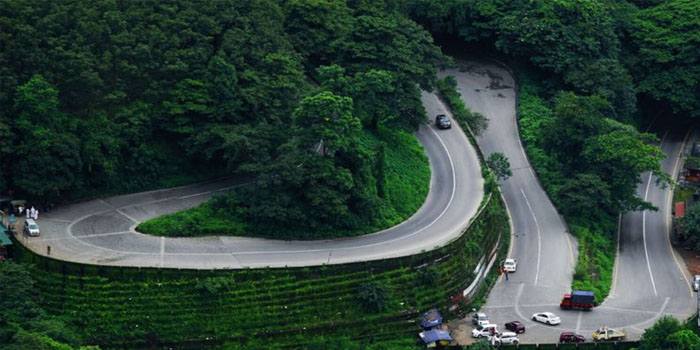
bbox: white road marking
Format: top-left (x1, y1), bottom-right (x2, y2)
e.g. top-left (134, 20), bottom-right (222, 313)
top-left (626, 297), bottom-right (670, 330)
top-left (641, 131), bottom-right (668, 297)
top-left (98, 197), bottom-right (141, 223)
top-left (512, 283), bottom-right (531, 322)
top-left (642, 175), bottom-right (659, 297)
top-left (575, 311), bottom-right (583, 333)
top-left (160, 237), bottom-right (165, 267)
top-left (520, 188), bottom-right (541, 285)
top-left (37, 231), bottom-right (132, 242)
top-left (116, 209), bottom-right (139, 224)
top-left (41, 218), bottom-right (72, 223)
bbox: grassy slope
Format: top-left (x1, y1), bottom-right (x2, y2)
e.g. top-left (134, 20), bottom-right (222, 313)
top-left (137, 128), bottom-right (430, 239)
top-left (517, 72), bottom-right (615, 304)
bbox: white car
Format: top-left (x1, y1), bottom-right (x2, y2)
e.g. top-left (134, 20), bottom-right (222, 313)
top-left (472, 312), bottom-right (489, 327)
top-left (503, 259), bottom-right (517, 272)
top-left (472, 323), bottom-right (498, 338)
top-left (693, 275), bottom-right (700, 292)
top-left (491, 331), bottom-right (520, 345)
top-left (531, 312), bottom-right (561, 325)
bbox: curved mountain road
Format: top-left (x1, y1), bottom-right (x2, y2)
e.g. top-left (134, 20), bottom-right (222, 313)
top-left (24, 91), bottom-right (484, 269)
top-left (19, 60), bottom-right (695, 342)
top-left (444, 61), bottom-right (694, 343)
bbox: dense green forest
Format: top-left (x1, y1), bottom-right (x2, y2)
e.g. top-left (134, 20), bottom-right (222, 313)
top-left (3, 0), bottom-right (697, 240)
top-left (2, 0), bottom-right (700, 347)
top-left (0, 0), bottom-right (449, 238)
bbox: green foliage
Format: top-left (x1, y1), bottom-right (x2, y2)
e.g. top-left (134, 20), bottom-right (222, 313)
top-left (306, 336), bottom-right (362, 350)
top-left (470, 339), bottom-right (494, 350)
top-left (639, 316), bottom-right (700, 350)
top-left (0, 262), bottom-right (44, 326)
top-left (136, 198), bottom-right (245, 237)
top-left (0, 262), bottom-right (99, 350)
top-left (0, 0), bottom-right (314, 199)
top-left (408, 0), bottom-right (700, 122)
top-left (522, 90), bottom-right (666, 216)
top-left (0, 0), bottom-right (451, 239)
top-left (282, 0), bottom-right (352, 64)
top-left (569, 223), bottom-right (616, 304)
top-left (222, 338), bottom-right (279, 350)
top-left (418, 265), bottom-right (442, 285)
top-left (195, 277), bottom-right (234, 297)
top-left (486, 152), bottom-right (512, 181)
top-left (139, 127), bottom-right (429, 240)
top-left (679, 202), bottom-right (700, 251)
top-left (12, 75), bottom-right (82, 199)
top-left (357, 280), bottom-right (390, 313)
top-left (630, 0), bottom-right (700, 117)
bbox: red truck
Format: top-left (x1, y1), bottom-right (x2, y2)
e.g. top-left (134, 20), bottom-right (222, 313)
top-left (560, 290), bottom-right (595, 310)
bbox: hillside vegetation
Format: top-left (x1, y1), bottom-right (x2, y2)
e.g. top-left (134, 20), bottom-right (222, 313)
top-left (0, 0), bottom-right (449, 238)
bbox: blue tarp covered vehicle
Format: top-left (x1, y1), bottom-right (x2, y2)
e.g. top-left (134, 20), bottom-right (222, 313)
top-left (419, 329), bottom-right (452, 345)
top-left (420, 308), bottom-right (443, 329)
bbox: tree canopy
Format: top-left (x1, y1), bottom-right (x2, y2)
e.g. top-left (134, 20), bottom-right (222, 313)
top-left (406, 0), bottom-right (700, 121)
top-left (0, 0), bottom-right (448, 236)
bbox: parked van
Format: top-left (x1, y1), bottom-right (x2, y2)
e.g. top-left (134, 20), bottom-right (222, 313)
top-left (24, 219), bottom-right (40, 236)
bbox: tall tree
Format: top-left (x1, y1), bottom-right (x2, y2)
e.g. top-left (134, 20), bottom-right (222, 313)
top-left (630, 0), bottom-right (700, 117)
top-left (12, 75), bottom-right (82, 199)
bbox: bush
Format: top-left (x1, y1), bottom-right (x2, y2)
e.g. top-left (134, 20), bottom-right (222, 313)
top-left (357, 281), bottom-right (390, 313)
top-left (418, 266), bottom-right (441, 285)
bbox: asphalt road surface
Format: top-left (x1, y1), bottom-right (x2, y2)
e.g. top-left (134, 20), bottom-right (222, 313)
top-left (25, 91), bottom-right (484, 269)
top-left (443, 61), bottom-right (695, 343)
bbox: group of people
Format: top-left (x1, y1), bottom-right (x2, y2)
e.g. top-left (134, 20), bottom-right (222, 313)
top-left (17, 205), bottom-right (39, 220)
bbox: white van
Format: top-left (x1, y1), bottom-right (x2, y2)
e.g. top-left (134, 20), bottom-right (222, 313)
top-left (24, 219), bottom-right (40, 236)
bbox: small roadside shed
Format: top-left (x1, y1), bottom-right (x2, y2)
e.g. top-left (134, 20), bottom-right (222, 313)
top-left (0, 227), bottom-right (12, 261)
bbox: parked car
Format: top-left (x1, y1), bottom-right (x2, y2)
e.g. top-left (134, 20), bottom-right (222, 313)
top-left (472, 323), bottom-right (498, 338)
top-left (505, 320), bottom-right (525, 333)
top-left (435, 114), bottom-right (451, 129)
top-left (472, 312), bottom-right (489, 326)
top-left (503, 258), bottom-right (517, 272)
top-left (492, 331), bottom-right (519, 345)
top-left (24, 218), bottom-right (40, 237)
top-left (693, 275), bottom-right (700, 292)
top-left (531, 312), bottom-right (561, 325)
top-left (560, 332), bottom-right (585, 343)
